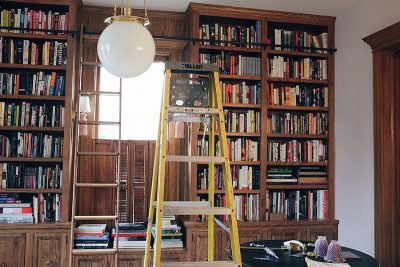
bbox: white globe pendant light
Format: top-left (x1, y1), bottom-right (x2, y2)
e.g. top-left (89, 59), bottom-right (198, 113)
top-left (97, 3), bottom-right (155, 78)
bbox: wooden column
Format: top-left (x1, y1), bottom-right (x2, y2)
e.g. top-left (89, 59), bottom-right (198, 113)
top-left (363, 21), bottom-right (400, 267)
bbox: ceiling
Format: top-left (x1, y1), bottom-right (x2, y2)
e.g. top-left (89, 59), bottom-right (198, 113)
top-left (82, 0), bottom-right (362, 16)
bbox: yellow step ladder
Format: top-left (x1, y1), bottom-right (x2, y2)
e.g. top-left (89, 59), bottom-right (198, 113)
top-left (144, 62), bottom-right (242, 267)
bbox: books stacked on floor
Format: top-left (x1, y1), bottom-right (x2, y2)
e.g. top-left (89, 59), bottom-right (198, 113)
top-left (74, 224), bottom-right (109, 249)
top-left (112, 223), bottom-right (147, 248)
top-left (0, 194), bottom-right (33, 223)
top-left (151, 216), bottom-right (183, 248)
top-left (267, 168), bottom-right (297, 184)
top-left (297, 166), bottom-right (327, 185)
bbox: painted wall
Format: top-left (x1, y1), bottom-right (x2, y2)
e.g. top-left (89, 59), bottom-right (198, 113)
top-left (335, 0), bottom-right (400, 257)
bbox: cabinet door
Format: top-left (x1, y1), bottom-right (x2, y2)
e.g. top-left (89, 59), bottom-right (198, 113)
top-left (118, 254), bottom-right (143, 267)
top-left (191, 230), bottom-right (222, 261)
top-left (33, 232), bottom-right (68, 267)
top-left (220, 229), bottom-right (263, 261)
top-left (74, 255), bottom-right (113, 267)
top-left (307, 227), bottom-right (336, 243)
top-left (0, 233), bottom-right (25, 267)
top-left (266, 228), bottom-right (306, 240)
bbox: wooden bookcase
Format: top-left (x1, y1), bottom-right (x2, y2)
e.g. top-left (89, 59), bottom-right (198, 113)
top-left (185, 2), bottom-right (337, 240)
top-left (0, 0), bottom-right (77, 266)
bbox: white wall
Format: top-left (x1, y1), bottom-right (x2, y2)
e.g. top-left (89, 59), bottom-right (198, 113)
top-left (335, 0), bottom-right (400, 257)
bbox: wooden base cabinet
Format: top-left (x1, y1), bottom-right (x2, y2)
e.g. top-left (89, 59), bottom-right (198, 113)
top-left (0, 233), bottom-right (26, 267)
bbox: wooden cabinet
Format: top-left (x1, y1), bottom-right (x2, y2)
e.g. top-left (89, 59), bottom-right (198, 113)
top-left (0, 233), bottom-right (25, 267)
top-left (307, 227), bottom-right (336, 242)
top-left (191, 230), bottom-right (223, 261)
top-left (266, 228), bottom-right (306, 241)
top-left (74, 255), bottom-right (113, 267)
top-left (32, 232), bottom-right (68, 267)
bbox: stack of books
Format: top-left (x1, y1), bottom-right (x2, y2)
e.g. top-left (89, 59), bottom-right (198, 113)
top-left (297, 167), bottom-right (327, 185)
top-left (112, 223), bottom-right (147, 248)
top-left (151, 216), bottom-right (183, 248)
top-left (74, 224), bottom-right (109, 249)
top-left (0, 194), bottom-right (33, 223)
top-left (267, 168), bottom-right (297, 184)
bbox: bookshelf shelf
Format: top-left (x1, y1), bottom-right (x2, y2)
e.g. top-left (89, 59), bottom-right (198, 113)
top-left (267, 49), bottom-right (329, 58)
top-left (223, 103), bottom-right (262, 109)
top-left (199, 44), bottom-right (262, 53)
top-left (0, 95), bottom-right (65, 101)
top-left (267, 184), bottom-right (329, 190)
top-left (197, 189), bottom-right (261, 194)
top-left (0, 157), bottom-right (63, 163)
top-left (0, 63), bottom-right (66, 71)
top-left (219, 74), bottom-right (261, 81)
top-left (230, 161), bottom-right (260, 166)
top-left (267, 161), bottom-right (328, 166)
top-left (0, 188), bottom-right (62, 193)
top-left (0, 126), bottom-right (64, 132)
top-left (197, 131), bottom-right (261, 137)
top-left (267, 77), bottom-right (329, 85)
top-left (0, 32), bottom-right (68, 40)
top-left (266, 133), bottom-right (328, 139)
top-left (267, 105), bottom-right (329, 112)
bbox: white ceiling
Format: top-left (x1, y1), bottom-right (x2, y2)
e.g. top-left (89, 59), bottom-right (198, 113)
top-left (82, 0), bottom-right (362, 16)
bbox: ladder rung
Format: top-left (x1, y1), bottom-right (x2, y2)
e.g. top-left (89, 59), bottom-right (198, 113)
top-left (168, 107), bottom-right (219, 115)
top-left (77, 152), bottom-right (119, 156)
top-left (161, 261), bottom-right (238, 267)
top-left (80, 91), bottom-right (120, 96)
top-left (81, 61), bottom-right (102, 67)
top-left (78, 121), bottom-right (120, 125)
top-left (153, 201), bottom-right (232, 216)
top-left (76, 183), bottom-right (118, 188)
top-left (166, 155), bottom-right (225, 163)
top-left (169, 115), bottom-right (210, 123)
top-left (72, 248), bottom-right (117, 255)
top-left (74, 215), bottom-right (118, 221)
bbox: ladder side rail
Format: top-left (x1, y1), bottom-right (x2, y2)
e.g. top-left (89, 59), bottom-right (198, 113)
top-left (152, 69), bottom-right (172, 267)
top-left (212, 72), bottom-right (242, 266)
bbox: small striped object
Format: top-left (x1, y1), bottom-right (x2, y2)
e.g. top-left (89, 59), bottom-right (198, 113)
top-left (324, 240), bottom-right (345, 263)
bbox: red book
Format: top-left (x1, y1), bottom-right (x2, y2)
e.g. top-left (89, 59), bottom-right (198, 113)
top-left (323, 190), bottom-right (328, 219)
top-left (111, 233), bottom-right (146, 237)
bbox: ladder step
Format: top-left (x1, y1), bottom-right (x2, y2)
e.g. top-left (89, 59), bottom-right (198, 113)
top-left (72, 248), bottom-right (117, 255)
top-left (80, 91), bottom-right (120, 96)
top-left (169, 115), bottom-right (210, 123)
top-left (81, 61), bottom-right (102, 67)
top-left (161, 261), bottom-right (238, 267)
top-left (77, 152), bottom-right (119, 156)
top-left (166, 155), bottom-right (225, 163)
top-left (74, 215), bottom-right (118, 220)
top-left (76, 183), bottom-right (118, 188)
top-left (78, 121), bottom-right (120, 125)
top-left (153, 201), bottom-right (232, 216)
top-left (168, 107), bottom-right (219, 115)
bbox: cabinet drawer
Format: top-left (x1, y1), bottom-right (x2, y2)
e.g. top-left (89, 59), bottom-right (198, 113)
top-left (33, 232), bottom-right (68, 267)
top-left (0, 233), bottom-right (25, 267)
top-left (74, 255), bottom-right (113, 267)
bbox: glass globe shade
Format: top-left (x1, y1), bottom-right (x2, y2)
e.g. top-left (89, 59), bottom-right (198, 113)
top-left (97, 20), bottom-right (155, 78)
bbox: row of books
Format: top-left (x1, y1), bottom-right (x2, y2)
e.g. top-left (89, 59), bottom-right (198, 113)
top-left (0, 72), bottom-right (66, 96)
top-left (268, 56), bottom-right (328, 80)
top-left (0, 38), bottom-right (67, 66)
top-left (32, 193), bottom-right (61, 222)
top-left (235, 194), bottom-right (260, 221)
top-left (269, 29), bottom-right (328, 53)
top-left (113, 223), bottom-right (147, 248)
top-left (0, 194), bottom-right (33, 223)
top-left (267, 166), bottom-right (327, 185)
top-left (0, 7), bottom-right (69, 33)
top-left (74, 224), bottom-right (109, 249)
top-left (197, 165), bottom-right (260, 190)
top-left (267, 112), bottom-right (328, 135)
top-left (225, 109), bottom-right (261, 133)
top-left (198, 138), bottom-right (259, 161)
top-left (267, 190), bottom-right (328, 220)
top-left (150, 216), bottom-right (183, 248)
top-left (267, 140), bottom-right (327, 163)
top-left (220, 81), bottom-right (261, 105)
top-left (0, 163), bottom-right (62, 189)
top-left (200, 52), bottom-right (261, 76)
top-left (0, 102), bottom-right (65, 127)
top-left (268, 84), bottom-right (328, 107)
top-left (199, 21), bottom-right (262, 48)
top-left (0, 133), bottom-right (63, 158)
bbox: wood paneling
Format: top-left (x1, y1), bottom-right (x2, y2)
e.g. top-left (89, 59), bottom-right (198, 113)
top-left (364, 21), bottom-right (400, 267)
top-left (32, 232), bottom-right (68, 267)
top-left (0, 233), bottom-right (25, 267)
top-left (74, 255), bottom-right (113, 267)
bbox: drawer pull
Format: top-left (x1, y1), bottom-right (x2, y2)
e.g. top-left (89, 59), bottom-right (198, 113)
top-left (46, 260), bottom-right (55, 267)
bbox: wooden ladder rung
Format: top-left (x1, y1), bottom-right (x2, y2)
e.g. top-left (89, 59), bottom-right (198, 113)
top-left (81, 61), bottom-right (102, 67)
top-left (72, 248), bottom-right (117, 255)
top-left (80, 91), bottom-right (120, 96)
top-left (77, 152), bottom-right (119, 156)
top-left (78, 121), bottom-right (120, 125)
top-left (74, 215), bottom-right (118, 220)
top-left (161, 261), bottom-right (239, 267)
top-left (168, 106), bottom-right (219, 115)
top-left (75, 183), bottom-right (118, 188)
top-left (166, 155), bottom-right (225, 163)
top-left (169, 116), bottom-right (210, 123)
top-left (153, 201), bottom-right (232, 216)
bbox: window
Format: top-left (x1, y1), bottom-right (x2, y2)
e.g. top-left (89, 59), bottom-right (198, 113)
top-left (98, 62), bottom-right (165, 140)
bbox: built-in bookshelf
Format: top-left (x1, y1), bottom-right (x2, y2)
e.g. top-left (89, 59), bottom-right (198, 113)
top-left (187, 4), bottom-right (335, 225)
top-left (0, 0), bottom-right (74, 224)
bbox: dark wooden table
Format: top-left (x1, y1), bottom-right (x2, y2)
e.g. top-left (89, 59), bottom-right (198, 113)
top-left (240, 240), bottom-right (379, 267)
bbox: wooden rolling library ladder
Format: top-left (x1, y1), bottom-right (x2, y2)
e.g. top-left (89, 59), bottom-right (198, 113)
top-left (144, 62), bottom-right (242, 267)
top-left (69, 26), bottom-right (122, 266)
